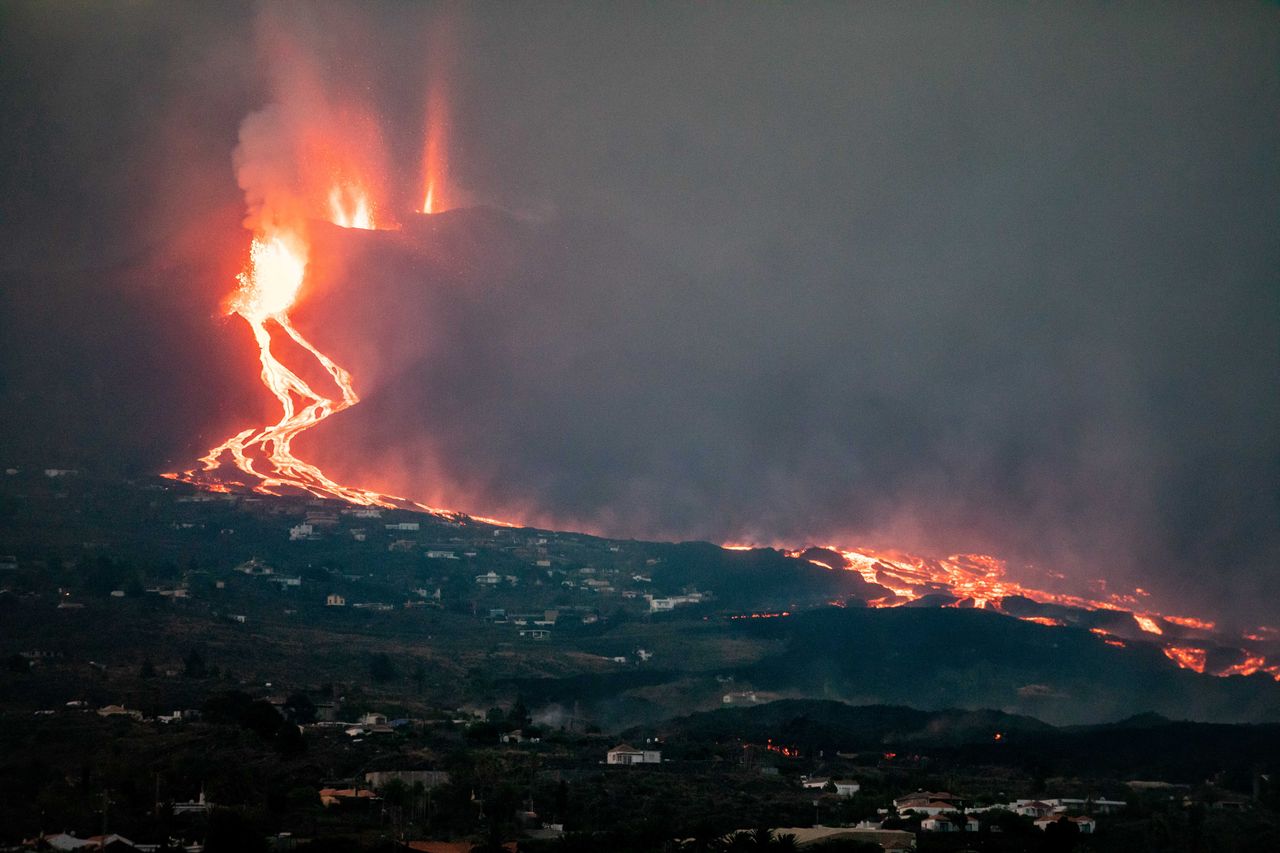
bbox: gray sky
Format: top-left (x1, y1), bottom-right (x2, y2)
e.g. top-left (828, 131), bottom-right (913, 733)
top-left (2, 2), bottom-right (1277, 626)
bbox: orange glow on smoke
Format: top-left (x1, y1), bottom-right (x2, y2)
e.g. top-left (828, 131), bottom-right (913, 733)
top-left (420, 69), bottom-right (450, 213)
top-left (328, 183), bottom-right (376, 229)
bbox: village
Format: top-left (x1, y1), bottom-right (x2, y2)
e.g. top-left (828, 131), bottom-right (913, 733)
top-left (2, 473), bottom-right (1278, 852)
top-left (3, 683), bottom-right (1269, 853)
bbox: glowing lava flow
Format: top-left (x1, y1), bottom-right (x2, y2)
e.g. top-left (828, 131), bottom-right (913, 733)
top-left (168, 222), bottom-right (509, 525)
top-left (761, 543), bottom-right (1280, 682)
top-left (176, 228), bottom-right (393, 506)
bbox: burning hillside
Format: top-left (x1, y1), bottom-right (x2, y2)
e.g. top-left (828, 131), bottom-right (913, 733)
top-left (758, 544), bottom-right (1280, 683)
top-left (132, 6), bottom-right (1278, 697)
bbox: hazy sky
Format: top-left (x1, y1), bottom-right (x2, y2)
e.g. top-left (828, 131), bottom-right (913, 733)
top-left (2, 2), bottom-right (1277, 626)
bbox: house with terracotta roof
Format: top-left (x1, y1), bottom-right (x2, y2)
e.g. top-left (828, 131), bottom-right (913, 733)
top-left (1034, 815), bottom-right (1096, 833)
top-left (318, 786), bottom-right (380, 808)
top-left (894, 791), bottom-right (956, 812)
top-left (606, 743), bottom-right (661, 764)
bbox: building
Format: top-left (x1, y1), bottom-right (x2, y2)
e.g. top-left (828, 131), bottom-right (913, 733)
top-left (833, 780), bottom-right (861, 797)
top-left (326, 594), bottom-right (346, 607)
top-left (171, 789), bottom-right (213, 815)
top-left (606, 744), bottom-right (661, 765)
top-left (365, 770), bottom-right (450, 789)
top-left (289, 523), bottom-right (317, 541)
top-left (921, 814), bottom-right (978, 832)
top-left (235, 558), bottom-right (273, 575)
top-left (1034, 815), bottom-right (1096, 833)
top-left (319, 787), bottom-right (380, 808)
top-left (1010, 799), bottom-right (1057, 818)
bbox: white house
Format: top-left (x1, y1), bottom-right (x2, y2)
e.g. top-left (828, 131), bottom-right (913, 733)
top-left (475, 571), bottom-right (501, 585)
top-left (833, 780), bottom-right (861, 797)
top-left (289, 523), bottom-right (317, 541)
top-left (235, 558), bottom-right (273, 575)
top-left (921, 815), bottom-right (978, 832)
top-left (606, 744), bottom-right (661, 765)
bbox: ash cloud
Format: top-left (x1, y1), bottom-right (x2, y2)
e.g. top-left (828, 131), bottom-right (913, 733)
top-left (1, 2), bottom-right (1278, 627)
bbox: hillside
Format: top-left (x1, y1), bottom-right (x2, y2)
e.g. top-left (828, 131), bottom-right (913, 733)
top-left (3, 470), bottom-right (1280, 730)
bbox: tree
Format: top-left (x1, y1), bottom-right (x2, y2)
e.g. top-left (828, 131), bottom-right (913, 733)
top-left (369, 652), bottom-right (396, 684)
top-left (139, 658), bottom-right (156, 679)
top-left (412, 660), bottom-right (428, 693)
top-left (183, 648), bottom-right (207, 679)
top-left (507, 697), bottom-right (531, 729)
top-left (204, 808), bottom-right (268, 853)
top-left (282, 692), bottom-right (316, 725)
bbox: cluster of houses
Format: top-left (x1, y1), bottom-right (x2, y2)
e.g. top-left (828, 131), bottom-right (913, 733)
top-left (886, 790), bottom-right (1126, 833)
top-left (18, 832), bottom-right (202, 851)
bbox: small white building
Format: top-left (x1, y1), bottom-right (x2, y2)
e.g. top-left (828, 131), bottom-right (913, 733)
top-left (606, 744), bottom-right (661, 765)
top-left (475, 571), bottom-right (501, 585)
top-left (289, 523), bottom-right (317, 541)
top-left (833, 780), bottom-right (861, 797)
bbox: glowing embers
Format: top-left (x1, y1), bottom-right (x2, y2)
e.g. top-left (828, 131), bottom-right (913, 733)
top-left (1164, 615), bottom-right (1216, 631)
top-left (1019, 616), bottom-right (1066, 628)
top-left (1162, 646), bottom-right (1207, 673)
top-left (1133, 614), bottom-right (1164, 635)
